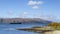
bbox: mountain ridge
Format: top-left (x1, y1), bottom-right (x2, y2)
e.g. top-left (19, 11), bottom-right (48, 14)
top-left (0, 18), bottom-right (51, 24)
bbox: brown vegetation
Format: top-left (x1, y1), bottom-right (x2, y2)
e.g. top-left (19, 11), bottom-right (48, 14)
top-left (48, 22), bottom-right (60, 27)
top-left (48, 22), bottom-right (60, 30)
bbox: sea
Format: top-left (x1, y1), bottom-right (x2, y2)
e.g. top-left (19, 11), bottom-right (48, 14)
top-left (0, 23), bottom-right (46, 34)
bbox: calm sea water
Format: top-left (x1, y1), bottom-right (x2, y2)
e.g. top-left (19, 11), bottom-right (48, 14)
top-left (0, 23), bottom-right (45, 34)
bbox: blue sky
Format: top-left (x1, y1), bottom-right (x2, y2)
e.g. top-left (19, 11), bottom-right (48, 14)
top-left (0, 0), bottom-right (60, 22)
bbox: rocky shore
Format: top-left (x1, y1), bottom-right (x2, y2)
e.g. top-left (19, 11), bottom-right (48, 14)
top-left (16, 26), bottom-right (60, 34)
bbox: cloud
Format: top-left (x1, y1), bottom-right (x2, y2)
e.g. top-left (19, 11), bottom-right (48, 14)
top-left (33, 14), bottom-right (57, 21)
top-left (22, 12), bottom-right (28, 18)
top-left (7, 11), bottom-right (13, 15)
top-left (27, 0), bottom-right (43, 9)
top-left (39, 15), bottom-right (58, 21)
top-left (32, 6), bottom-right (39, 9)
top-left (28, 0), bottom-right (43, 6)
top-left (23, 12), bottom-right (28, 15)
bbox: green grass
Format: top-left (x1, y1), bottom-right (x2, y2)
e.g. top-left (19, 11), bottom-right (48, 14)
top-left (55, 28), bottom-right (60, 30)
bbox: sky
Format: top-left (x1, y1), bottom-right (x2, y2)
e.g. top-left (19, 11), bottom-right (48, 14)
top-left (0, 0), bottom-right (60, 22)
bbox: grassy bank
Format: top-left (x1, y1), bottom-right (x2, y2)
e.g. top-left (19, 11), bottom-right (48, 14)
top-left (48, 22), bottom-right (60, 30)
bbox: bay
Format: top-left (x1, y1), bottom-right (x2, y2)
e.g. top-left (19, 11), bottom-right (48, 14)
top-left (0, 23), bottom-right (45, 34)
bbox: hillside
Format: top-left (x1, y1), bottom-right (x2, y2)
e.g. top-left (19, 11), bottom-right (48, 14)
top-left (0, 18), bottom-right (51, 24)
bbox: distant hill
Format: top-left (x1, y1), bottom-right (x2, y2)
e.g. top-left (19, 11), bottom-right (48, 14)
top-left (0, 18), bottom-right (51, 24)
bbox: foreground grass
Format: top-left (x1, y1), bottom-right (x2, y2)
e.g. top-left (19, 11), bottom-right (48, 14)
top-left (54, 27), bottom-right (60, 30)
top-left (48, 22), bottom-right (60, 30)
